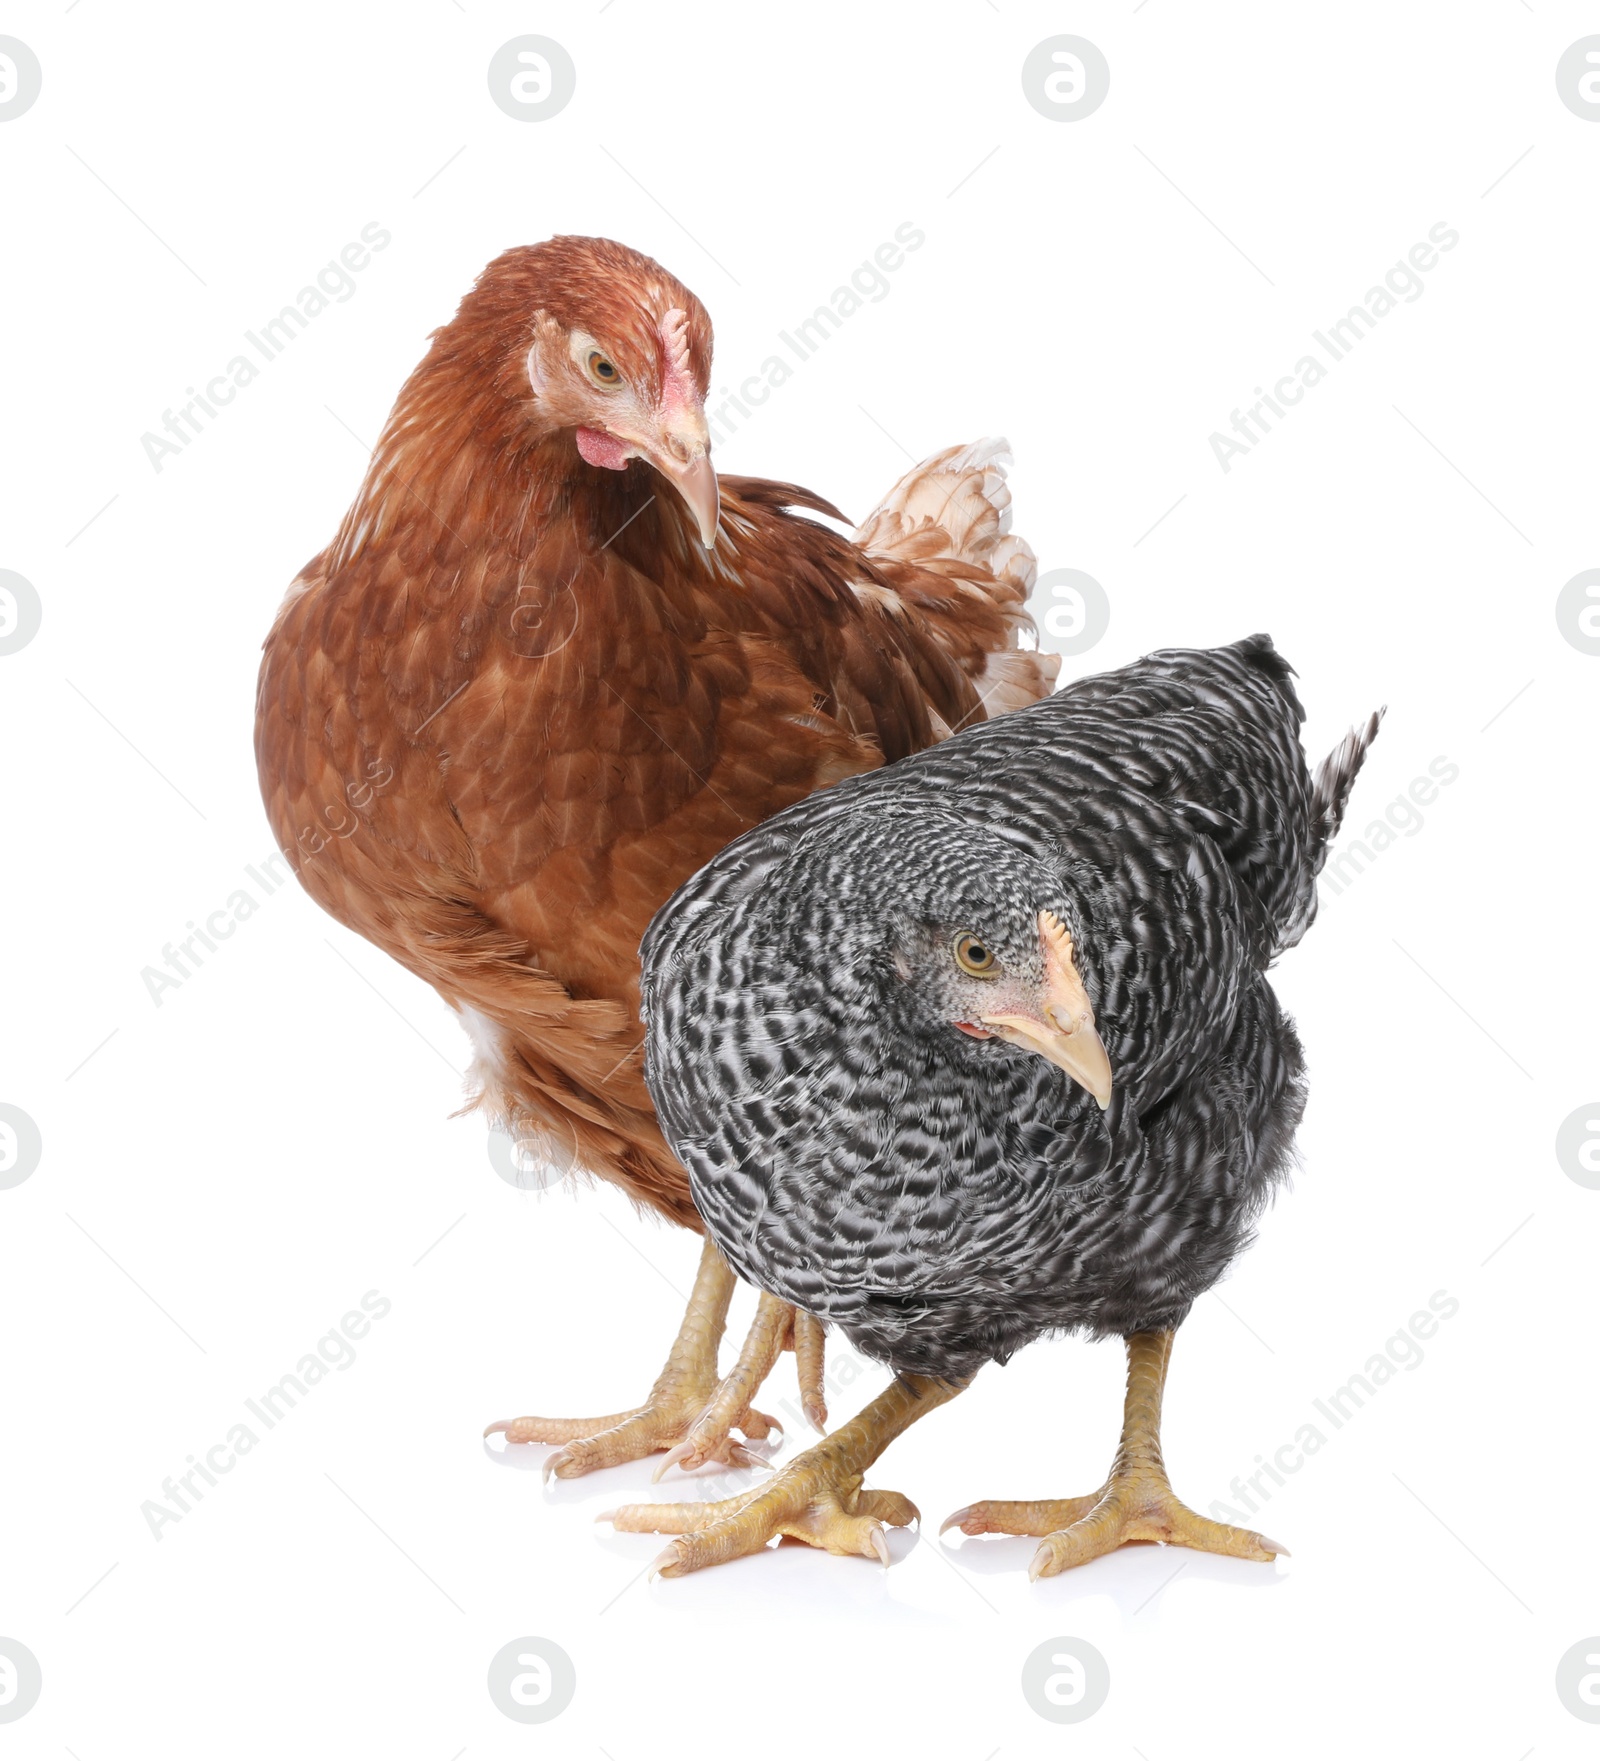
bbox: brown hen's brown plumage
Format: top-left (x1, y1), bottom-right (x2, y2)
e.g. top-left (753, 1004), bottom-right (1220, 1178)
top-left (256, 235), bottom-right (1057, 1228)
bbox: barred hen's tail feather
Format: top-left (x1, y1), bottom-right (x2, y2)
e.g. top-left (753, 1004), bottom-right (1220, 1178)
top-left (1310, 707), bottom-right (1385, 869)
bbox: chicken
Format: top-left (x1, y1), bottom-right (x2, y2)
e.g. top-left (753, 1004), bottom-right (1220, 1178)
top-left (620, 638), bottom-right (1380, 1575)
top-left (253, 234), bottom-right (1058, 1479)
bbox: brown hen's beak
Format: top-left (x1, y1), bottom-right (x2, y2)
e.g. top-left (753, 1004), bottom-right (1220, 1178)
top-left (656, 448), bottom-right (720, 550)
top-left (981, 910), bottom-right (1113, 1110)
top-left (649, 307), bottom-right (718, 549)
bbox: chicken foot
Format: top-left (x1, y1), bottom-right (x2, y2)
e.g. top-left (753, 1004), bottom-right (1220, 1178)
top-left (942, 1329), bottom-right (1287, 1578)
top-left (602, 1371), bottom-right (964, 1575)
top-left (486, 1240), bottom-right (809, 1479)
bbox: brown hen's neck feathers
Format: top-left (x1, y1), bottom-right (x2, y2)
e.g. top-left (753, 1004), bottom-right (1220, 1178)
top-left (329, 382), bottom-right (706, 590)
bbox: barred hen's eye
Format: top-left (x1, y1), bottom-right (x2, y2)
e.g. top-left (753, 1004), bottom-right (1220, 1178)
top-left (585, 350), bottom-right (622, 388)
top-left (953, 932), bottom-right (1000, 978)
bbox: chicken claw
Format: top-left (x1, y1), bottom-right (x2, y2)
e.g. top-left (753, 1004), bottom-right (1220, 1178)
top-left (942, 1330), bottom-right (1287, 1577)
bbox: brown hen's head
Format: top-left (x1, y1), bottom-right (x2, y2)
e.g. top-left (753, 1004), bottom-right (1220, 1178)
top-left (424, 234), bottom-right (719, 547)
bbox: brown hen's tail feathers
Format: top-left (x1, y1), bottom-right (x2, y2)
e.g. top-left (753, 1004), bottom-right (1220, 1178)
top-left (855, 437), bottom-right (1059, 725)
top-left (856, 437), bottom-right (1036, 590)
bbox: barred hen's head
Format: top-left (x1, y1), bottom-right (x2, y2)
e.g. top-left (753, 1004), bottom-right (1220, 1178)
top-left (364, 234), bottom-right (720, 553)
top-left (646, 810), bottom-right (1113, 1133)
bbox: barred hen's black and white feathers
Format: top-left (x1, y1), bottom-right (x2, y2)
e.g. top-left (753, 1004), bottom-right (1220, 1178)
top-left (641, 638), bottom-right (1379, 1379)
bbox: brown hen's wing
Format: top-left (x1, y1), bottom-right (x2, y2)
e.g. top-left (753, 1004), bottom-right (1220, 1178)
top-left (258, 540), bottom-right (714, 1227)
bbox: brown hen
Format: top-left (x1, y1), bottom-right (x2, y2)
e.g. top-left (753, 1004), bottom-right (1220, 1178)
top-left (255, 235), bottom-right (1057, 1479)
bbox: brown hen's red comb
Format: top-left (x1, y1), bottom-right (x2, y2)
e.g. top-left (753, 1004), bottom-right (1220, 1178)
top-left (658, 307), bottom-right (697, 415)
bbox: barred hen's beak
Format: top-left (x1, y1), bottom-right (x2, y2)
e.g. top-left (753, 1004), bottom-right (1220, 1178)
top-left (981, 910), bottom-right (1113, 1109)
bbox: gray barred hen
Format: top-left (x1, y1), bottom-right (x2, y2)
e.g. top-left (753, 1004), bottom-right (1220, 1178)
top-left (603, 637), bottom-right (1379, 1579)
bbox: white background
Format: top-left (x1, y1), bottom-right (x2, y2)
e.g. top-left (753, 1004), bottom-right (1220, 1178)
top-left (2, 3), bottom-right (1596, 1755)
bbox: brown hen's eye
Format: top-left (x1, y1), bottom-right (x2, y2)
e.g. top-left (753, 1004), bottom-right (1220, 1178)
top-left (586, 351), bottom-right (621, 386)
top-left (953, 933), bottom-right (999, 978)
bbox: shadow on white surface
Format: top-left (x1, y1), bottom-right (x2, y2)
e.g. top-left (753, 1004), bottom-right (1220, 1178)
top-left (939, 1530), bottom-right (1290, 1610)
top-left (482, 1434), bottom-right (783, 1503)
top-left (627, 1528), bottom-right (954, 1622)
